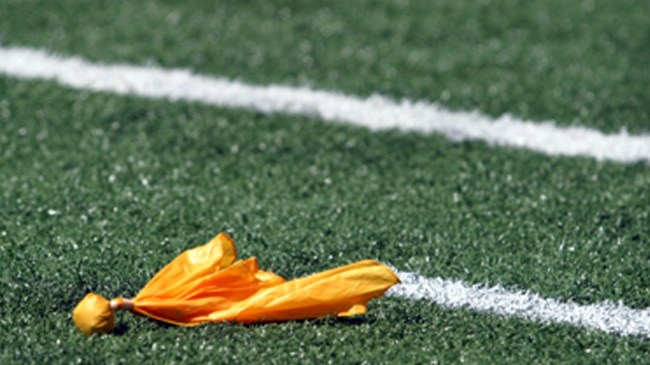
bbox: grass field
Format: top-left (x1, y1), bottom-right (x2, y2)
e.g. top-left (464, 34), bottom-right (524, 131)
top-left (1, 0), bottom-right (650, 363)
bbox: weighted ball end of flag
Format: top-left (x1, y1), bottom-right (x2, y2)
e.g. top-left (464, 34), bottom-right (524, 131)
top-left (72, 293), bottom-right (116, 336)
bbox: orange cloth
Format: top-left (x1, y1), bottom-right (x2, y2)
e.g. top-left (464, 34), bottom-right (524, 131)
top-left (73, 232), bottom-right (400, 335)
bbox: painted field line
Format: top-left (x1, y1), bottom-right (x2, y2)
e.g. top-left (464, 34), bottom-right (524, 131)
top-left (1, 46), bottom-right (649, 163)
top-left (389, 270), bottom-right (650, 337)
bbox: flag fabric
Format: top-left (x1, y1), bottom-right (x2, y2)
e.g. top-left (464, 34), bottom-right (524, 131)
top-left (73, 233), bottom-right (400, 336)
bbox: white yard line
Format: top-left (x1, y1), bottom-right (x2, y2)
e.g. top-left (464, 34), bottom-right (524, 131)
top-left (1, 46), bottom-right (649, 163)
top-left (389, 270), bottom-right (650, 337)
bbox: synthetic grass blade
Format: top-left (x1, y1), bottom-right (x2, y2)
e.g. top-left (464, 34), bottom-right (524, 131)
top-left (72, 233), bottom-right (399, 336)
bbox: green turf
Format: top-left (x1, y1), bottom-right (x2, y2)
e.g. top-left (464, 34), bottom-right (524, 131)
top-left (1, 75), bottom-right (649, 363)
top-left (2, 0), bottom-right (650, 363)
top-left (1, 0), bottom-right (649, 134)
top-left (2, 75), bottom-right (650, 306)
top-left (4, 299), bottom-right (650, 364)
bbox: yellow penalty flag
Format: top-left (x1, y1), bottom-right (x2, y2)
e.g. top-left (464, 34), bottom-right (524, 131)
top-left (73, 232), bottom-right (400, 335)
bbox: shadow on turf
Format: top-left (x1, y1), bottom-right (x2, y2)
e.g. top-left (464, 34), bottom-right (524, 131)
top-left (114, 315), bottom-right (373, 335)
top-left (113, 322), bottom-right (131, 336)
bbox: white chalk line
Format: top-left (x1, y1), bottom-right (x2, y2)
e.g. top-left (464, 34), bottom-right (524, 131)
top-left (1, 46), bottom-right (649, 163)
top-left (388, 270), bottom-right (650, 337)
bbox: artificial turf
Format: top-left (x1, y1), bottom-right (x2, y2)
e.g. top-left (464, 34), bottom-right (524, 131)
top-left (1, 0), bottom-right (649, 133)
top-left (1, 0), bottom-right (650, 363)
top-left (1, 75), bottom-right (649, 363)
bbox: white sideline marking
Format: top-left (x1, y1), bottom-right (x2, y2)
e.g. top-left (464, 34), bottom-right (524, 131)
top-left (389, 270), bottom-right (650, 337)
top-left (1, 46), bottom-right (650, 163)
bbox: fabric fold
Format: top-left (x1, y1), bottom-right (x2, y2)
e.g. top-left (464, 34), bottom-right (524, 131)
top-left (73, 232), bottom-right (400, 335)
